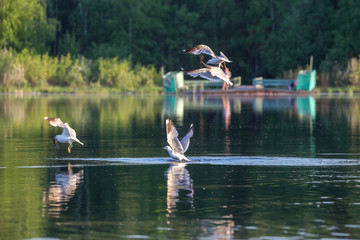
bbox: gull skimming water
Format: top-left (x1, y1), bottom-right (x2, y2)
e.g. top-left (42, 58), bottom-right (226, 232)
top-left (164, 119), bottom-right (194, 161)
top-left (44, 117), bottom-right (84, 153)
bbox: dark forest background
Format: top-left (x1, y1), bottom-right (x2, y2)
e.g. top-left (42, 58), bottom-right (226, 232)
top-left (1, 0), bottom-right (360, 89)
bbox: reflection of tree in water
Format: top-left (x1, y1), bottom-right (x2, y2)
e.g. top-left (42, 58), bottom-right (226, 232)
top-left (165, 162), bottom-right (194, 218)
top-left (42, 164), bottom-right (84, 217)
top-left (317, 98), bottom-right (360, 131)
top-left (2, 98), bottom-right (26, 124)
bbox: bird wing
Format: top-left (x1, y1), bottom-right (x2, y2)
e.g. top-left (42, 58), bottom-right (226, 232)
top-left (180, 124), bottom-right (193, 152)
top-left (184, 68), bottom-right (222, 82)
top-left (45, 117), bottom-right (78, 138)
top-left (219, 51), bottom-right (232, 62)
top-left (166, 119), bottom-right (185, 154)
top-left (206, 57), bottom-right (222, 66)
top-left (63, 123), bottom-right (77, 138)
top-left (204, 64), bottom-right (230, 81)
top-left (184, 44), bottom-right (216, 58)
top-left (184, 68), bottom-right (207, 78)
top-left (44, 117), bottom-right (64, 127)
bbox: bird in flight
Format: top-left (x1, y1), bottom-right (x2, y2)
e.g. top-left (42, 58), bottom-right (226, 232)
top-left (164, 119), bottom-right (194, 161)
top-left (183, 62), bottom-right (233, 87)
top-left (183, 44), bottom-right (232, 66)
top-left (44, 117), bottom-right (84, 153)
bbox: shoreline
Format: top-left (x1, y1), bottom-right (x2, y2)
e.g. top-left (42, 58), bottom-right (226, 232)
top-left (2, 86), bottom-right (360, 97)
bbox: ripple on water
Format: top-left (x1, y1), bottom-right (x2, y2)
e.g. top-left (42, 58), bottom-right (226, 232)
top-left (122, 235), bottom-right (150, 239)
top-left (44, 156), bottom-right (360, 167)
top-left (331, 232), bottom-right (351, 237)
top-left (345, 224), bottom-right (360, 229)
top-left (4, 156), bottom-right (359, 169)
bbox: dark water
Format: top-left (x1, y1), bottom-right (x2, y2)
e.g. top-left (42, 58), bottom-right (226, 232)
top-left (1, 94), bottom-right (360, 239)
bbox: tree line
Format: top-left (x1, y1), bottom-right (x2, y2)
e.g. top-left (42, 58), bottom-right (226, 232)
top-left (1, 0), bottom-right (360, 89)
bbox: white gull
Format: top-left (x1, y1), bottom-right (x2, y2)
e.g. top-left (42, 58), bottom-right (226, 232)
top-left (164, 119), bottom-right (193, 161)
top-left (44, 117), bottom-right (84, 153)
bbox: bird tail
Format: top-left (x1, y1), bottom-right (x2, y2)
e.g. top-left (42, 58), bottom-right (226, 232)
top-left (70, 137), bottom-right (84, 145)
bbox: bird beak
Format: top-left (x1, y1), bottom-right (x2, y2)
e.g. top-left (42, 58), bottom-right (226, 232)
top-left (53, 138), bottom-right (57, 145)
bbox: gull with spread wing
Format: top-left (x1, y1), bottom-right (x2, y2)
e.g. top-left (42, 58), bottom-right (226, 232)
top-left (44, 117), bottom-right (84, 153)
top-left (183, 44), bottom-right (232, 66)
top-left (183, 63), bottom-right (233, 87)
top-left (164, 119), bottom-right (193, 161)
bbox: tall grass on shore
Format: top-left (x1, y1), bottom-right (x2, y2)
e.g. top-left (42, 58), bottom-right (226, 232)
top-left (0, 48), bottom-right (162, 92)
top-left (280, 56), bottom-right (360, 88)
top-left (317, 56), bottom-right (360, 87)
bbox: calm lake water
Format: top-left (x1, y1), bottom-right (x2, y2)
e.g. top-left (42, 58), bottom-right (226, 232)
top-left (1, 93), bottom-right (360, 239)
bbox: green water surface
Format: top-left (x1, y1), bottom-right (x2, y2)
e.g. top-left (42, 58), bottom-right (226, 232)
top-left (1, 94), bottom-right (360, 239)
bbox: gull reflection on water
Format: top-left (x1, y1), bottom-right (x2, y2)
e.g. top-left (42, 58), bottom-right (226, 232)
top-left (42, 163), bottom-right (84, 217)
top-left (165, 161), bottom-right (236, 238)
top-left (165, 162), bottom-right (194, 217)
top-left (222, 96), bottom-right (231, 155)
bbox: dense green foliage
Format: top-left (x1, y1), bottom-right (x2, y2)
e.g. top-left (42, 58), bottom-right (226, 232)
top-left (0, 49), bottom-right (161, 92)
top-left (1, 0), bottom-right (360, 88)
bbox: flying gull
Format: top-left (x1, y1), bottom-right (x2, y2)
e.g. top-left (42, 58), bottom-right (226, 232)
top-left (183, 44), bottom-right (232, 66)
top-left (182, 63), bottom-right (233, 86)
top-left (164, 119), bottom-right (194, 161)
top-left (44, 117), bottom-right (84, 153)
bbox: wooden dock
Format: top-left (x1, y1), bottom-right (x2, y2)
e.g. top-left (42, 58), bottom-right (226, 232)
top-left (183, 86), bottom-right (312, 96)
top-left (163, 71), bottom-right (314, 96)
